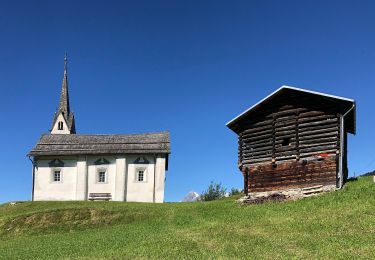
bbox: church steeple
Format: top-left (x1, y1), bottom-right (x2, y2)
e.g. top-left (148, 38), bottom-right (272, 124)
top-left (51, 54), bottom-right (76, 134)
top-left (59, 53), bottom-right (70, 115)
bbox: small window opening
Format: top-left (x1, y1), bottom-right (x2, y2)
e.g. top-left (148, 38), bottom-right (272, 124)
top-left (282, 137), bottom-right (291, 147)
top-left (98, 171), bottom-right (106, 183)
top-left (138, 170), bottom-right (144, 182)
top-left (53, 170), bottom-right (61, 182)
top-left (58, 121), bottom-right (63, 130)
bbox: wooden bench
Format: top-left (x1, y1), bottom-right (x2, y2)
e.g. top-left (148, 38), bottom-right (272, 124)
top-left (88, 193), bottom-right (112, 201)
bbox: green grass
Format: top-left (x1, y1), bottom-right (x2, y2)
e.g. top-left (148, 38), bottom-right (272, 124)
top-left (1, 176), bottom-right (375, 259)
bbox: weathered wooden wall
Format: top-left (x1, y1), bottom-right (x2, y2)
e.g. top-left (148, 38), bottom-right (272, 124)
top-left (238, 97), bottom-right (340, 192)
top-left (243, 156), bottom-right (337, 192)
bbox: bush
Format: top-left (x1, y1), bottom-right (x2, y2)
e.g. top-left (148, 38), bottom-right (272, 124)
top-left (200, 182), bottom-right (226, 201)
top-left (229, 188), bottom-right (242, 196)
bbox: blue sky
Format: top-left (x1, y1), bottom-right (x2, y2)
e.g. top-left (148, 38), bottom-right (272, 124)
top-left (0, 0), bottom-right (374, 203)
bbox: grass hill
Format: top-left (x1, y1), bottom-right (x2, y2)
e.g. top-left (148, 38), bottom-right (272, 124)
top-left (1, 177), bottom-right (375, 259)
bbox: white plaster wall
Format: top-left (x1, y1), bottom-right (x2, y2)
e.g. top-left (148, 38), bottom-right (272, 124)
top-left (126, 155), bottom-right (156, 203)
top-left (114, 157), bottom-right (126, 201)
top-left (154, 155), bottom-right (166, 203)
top-left (51, 113), bottom-right (70, 134)
top-left (34, 158), bottom-right (77, 201)
top-left (87, 156), bottom-right (117, 197)
top-left (76, 156), bottom-right (88, 200)
top-left (33, 154), bottom-right (167, 203)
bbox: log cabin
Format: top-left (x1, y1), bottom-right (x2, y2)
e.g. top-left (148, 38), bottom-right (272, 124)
top-left (227, 86), bottom-right (356, 195)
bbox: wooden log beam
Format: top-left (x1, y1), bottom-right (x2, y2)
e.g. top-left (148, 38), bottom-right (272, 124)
top-left (242, 132), bottom-right (273, 142)
top-left (299, 149), bottom-right (337, 157)
top-left (299, 126), bottom-right (338, 136)
top-left (299, 132), bottom-right (337, 141)
top-left (299, 118), bottom-right (338, 128)
top-left (299, 141), bottom-right (337, 149)
top-left (242, 124), bottom-right (273, 134)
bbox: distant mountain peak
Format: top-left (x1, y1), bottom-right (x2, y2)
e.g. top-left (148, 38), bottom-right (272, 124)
top-left (182, 191), bottom-right (200, 202)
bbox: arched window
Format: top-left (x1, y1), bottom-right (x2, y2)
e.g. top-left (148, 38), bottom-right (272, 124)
top-left (58, 121), bottom-right (63, 130)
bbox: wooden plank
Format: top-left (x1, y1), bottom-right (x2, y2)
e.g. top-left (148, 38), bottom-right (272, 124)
top-left (243, 149), bottom-right (272, 158)
top-left (275, 129), bottom-right (296, 137)
top-left (299, 141), bottom-right (337, 148)
top-left (272, 115), bottom-right (276, 161)
top-left (275, 155), bottom-right (297, 161)
top-left (299, 126), bottom-right (338, 136)
top-left (299, 125), bottom-right (339, 135)
top-left (275, 144), bottom-right (296, 152)
top-left (242, 124), bottom-right (273, 134)
top-left (251, 169), bottom-right (337, 180)
top-left (251, 175), bottom-right (337, 187)
top-left (299, 149), bottom-right (337, 157)
top-left (250, 175), bottom-right (337, 187)
top-left (243, 140), bottom-right (273, 149)
top-left (299, 132), bottom-right (337, 141)
top-left (298, 114), bottom-right (336, 124)
top-left (243, 156), bottom-right (273, 163)
top-left (275, 134), bottom-right (296, 141)
top-left (299, 118), bottom-right (338, 128)
top-left (296, 110), bottom-right (300, 160)
top-left (275, 150), bottom-right (296, 156)
top-left (299, 144), bottom-right (337, 153)
top-left (241, 132), bottom-right (273, 142)
top-left (243, 145), bottom-right (273, 154)
top-left (252, 173), bottom-right (336, 183)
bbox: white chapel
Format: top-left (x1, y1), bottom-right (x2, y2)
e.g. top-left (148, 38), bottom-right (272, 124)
top-left (28, 56), bottom-right (170, 203)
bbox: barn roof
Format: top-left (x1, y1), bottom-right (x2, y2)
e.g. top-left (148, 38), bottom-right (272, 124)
top-left (28, 131), bottom-right (170, 156)
top-left (226, 85), bottom-right (356, 134)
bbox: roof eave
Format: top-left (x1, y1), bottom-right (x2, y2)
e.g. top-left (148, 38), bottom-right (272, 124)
top-left (226, 85), bottom-right (356, 131)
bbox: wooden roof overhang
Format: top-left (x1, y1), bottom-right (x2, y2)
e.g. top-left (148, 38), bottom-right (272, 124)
top-left (28, 132), bottom-right (170, 157)
top-left (226, 85), bottom-right (356, 135)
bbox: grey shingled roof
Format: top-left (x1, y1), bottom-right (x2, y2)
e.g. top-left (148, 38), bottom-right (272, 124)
top-left (28, 132), bottom-right (170, 156)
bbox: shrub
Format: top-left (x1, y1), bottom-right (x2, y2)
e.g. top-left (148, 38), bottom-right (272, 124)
top-left (200, 182), bottom-right (226, 201)
top-left (229, 188), bottom-right (242, 196)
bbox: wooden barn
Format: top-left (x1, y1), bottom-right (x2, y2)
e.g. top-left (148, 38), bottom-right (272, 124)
top-left (227, 86), bottom-right (356, 195)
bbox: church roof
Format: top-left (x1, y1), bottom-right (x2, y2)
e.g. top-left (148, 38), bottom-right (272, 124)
top-left (28, 132), bottom-right (170, 156)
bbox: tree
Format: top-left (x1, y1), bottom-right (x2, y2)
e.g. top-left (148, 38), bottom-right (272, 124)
top-left (229, 188), bottom-right (242, 196)
top-left (200, 182), bottom-right (226, 201)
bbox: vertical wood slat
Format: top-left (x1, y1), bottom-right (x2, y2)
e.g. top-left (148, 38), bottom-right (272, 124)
top-left (244, 167), bottom-right (249, 196)
top-left (238, 134), bottom-right (243, 167)
top-left (336, 113), bottom-right (341, 188)
top-left (295, 110), bottom-right (300, 160)
top-left (272, 115), bottom-right (276, 162)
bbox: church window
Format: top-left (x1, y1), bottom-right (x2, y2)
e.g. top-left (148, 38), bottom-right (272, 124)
top-left (53, 170), bottom-right (61, 182)
top-left (138, 171), bottom-right (144, 181)
top-left (58, 121), bottom-right (64, 130)
top-left (98, 170), bottom-right (107, 183)
top-left (136, 168), bottom-right (146, 182)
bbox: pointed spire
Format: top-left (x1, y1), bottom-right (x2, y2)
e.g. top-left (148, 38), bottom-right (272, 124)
top-left (64, 52), bottom-right (67, 75)
top-left (51, 54), bottom-right (76, 134)
top-left (59, 53), bottom-right (70, 115)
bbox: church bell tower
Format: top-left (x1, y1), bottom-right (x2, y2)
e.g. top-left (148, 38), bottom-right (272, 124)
top-left (51, 54), bottom-right (76, 134)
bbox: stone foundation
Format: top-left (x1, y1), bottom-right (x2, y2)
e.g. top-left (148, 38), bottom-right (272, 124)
top-left (237, 184), bottom-right (337, 205)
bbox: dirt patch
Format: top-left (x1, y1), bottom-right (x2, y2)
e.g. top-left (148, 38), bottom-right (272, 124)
top-left (240, 193), bottom-right (288, 205)
top-left (238, 185), bottom-right (337, 205)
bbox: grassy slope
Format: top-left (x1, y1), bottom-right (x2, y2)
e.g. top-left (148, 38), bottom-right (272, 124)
top-left (0, 177), bottom-right (374, 259)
